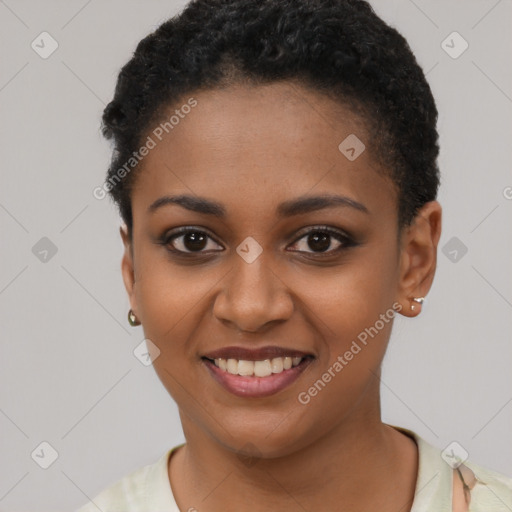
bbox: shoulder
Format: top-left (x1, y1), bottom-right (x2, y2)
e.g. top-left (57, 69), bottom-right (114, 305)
top-left (389, 424), bottom-right (512, 512)
top-left (75, 446), bottom-right (183, 512)
top-left (459, 458), bottom-right (512, 511)
top-left (75, 457), bottom-right (159, 512)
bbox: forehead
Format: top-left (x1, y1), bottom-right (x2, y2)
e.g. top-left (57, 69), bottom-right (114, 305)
top-left (131, 82), bottom-right (397, 224)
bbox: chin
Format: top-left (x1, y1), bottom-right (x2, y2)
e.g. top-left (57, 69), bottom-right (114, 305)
top-left (213, 419), bottom-right (313, 460)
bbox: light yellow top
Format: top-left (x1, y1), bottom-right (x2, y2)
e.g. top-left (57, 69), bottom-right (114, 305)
top-left (76, 425), bottom-right (512, 512)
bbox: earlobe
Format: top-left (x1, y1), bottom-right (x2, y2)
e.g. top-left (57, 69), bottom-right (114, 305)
top-left (396, 201), bottom-right (442, 318)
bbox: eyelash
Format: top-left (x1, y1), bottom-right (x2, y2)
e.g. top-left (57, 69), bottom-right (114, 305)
top-left (159, 225), bottom-right (357, 258)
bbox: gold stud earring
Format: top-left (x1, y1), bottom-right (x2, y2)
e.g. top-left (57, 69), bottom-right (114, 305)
top-left (410, 297), bottom-right (425, 311)
top-left (128, 309), bottom-right (141, 326)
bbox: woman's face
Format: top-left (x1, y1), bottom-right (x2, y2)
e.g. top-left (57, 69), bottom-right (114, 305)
top-left (121, 82), bottom-right (438, 457)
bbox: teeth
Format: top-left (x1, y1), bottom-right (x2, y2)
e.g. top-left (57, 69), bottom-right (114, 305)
top-left (237, 360), bottom-right (254, 376)
top-left (270, 357), bottom-right (283, 373)
top-left (213, 356), bottom-right (305, 376)
top-left (254, 360), bottom-right (272, 377)
top-left (227, 358), bottom-right (238, 374)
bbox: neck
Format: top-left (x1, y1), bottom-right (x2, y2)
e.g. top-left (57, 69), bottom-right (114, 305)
top-left (169, 398), bottom-right (418, 511)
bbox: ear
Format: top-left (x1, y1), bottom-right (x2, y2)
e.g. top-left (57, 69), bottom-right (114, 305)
top-left (396, 200), bottom-right (442, 317)
top-left (120, 224), bottom-right (138, 317)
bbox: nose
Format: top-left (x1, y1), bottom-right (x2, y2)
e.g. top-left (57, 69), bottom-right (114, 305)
top-left (212, 252), bottom-right (294, 333)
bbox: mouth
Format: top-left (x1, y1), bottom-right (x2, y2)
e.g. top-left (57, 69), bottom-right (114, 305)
top-left (202, 355), bottom-right (311, 377)
top-left (201, 347), bottom-right (315, 398)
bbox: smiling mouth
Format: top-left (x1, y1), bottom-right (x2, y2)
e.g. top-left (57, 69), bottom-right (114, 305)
top-left (202, 355), bottom-right (314, 378)
top-left (201, 355), bottom-right (314, 398)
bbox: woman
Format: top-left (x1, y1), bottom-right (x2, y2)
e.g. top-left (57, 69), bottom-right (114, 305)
top-left (77, 0), bottom-right (512, 510)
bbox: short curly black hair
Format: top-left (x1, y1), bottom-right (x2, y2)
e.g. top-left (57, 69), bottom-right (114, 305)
top-left (101, 0), bottom-right (440, 236)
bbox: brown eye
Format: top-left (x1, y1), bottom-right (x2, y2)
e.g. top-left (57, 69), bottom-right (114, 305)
top-left (164, 228), bottom-right (223, 254)
top-left (288, 227), bottom-right (354, 255)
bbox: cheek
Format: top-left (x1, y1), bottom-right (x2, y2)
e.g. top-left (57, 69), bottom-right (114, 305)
top-left (127, 237), bottom-right (215, 415)
top-left (294, 266), bottom-right (394, 424)
top-left (133, 253), bottom-right (213, 402)
top-left (286, 247), bottom-right (398, 335)
top-left (285, 248), bottom-right (398, 388)
top-left (132, 246), bottom-right (212, 353)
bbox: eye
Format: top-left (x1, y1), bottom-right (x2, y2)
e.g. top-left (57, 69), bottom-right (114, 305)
top-left (287, 226), bottom-right (354, 255)
top-left (163, 228), bottom-right (223, 254)
top-left (160, 225), bottom-right (356, 257)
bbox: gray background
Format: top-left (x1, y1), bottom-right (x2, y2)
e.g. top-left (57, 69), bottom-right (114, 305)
top-left (0, 0), bottom-right (511, 510)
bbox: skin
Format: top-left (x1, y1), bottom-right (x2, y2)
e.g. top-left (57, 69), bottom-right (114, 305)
top-left (120, 81), bottom-right (442, 511)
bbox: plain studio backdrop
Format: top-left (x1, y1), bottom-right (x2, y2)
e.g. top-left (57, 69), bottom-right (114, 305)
top-left (0, 0), bottom-right (511, 510)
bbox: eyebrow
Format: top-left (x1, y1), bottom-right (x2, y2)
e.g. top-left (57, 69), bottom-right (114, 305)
top-left (148, 193), bottom-right (369, 217)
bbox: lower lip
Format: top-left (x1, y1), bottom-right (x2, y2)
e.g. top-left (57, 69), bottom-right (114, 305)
top-left (202, 358), bottom-right (313, 398)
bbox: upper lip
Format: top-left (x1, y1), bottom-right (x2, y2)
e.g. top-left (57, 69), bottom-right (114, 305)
top-left (202, 346), bottom-right (314, 361)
